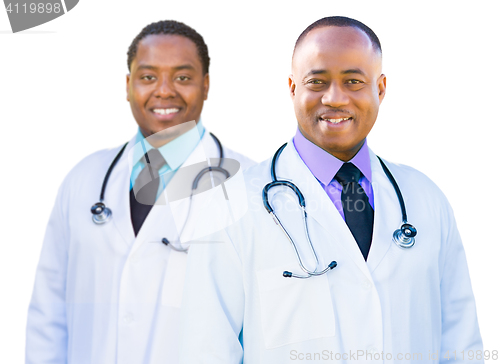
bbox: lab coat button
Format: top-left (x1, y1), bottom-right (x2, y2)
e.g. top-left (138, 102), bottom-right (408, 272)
top-left (123, 313), bottom-right (134, 324)
top-left (367, 346), bottom-right (377, 354)
top-left (363, 280), bottom-right (372, 289)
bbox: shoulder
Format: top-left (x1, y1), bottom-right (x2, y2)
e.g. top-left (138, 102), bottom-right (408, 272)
top-left (203, 131), bottom-right (257, 170)
top-left (242, 157), bottom-right (272, 186)
top-left (223, 146), bottom-right (256, 171)
top-left (67, 145), bottom-right (123, 179)
top-left (45, 143), bottom-right (127, 216)
top-left (377, 157), bottom-right (444, 195)
top-left (374, 155), bottom-right (454, 219)
top-left (59, 144), bottom-right (126, 193)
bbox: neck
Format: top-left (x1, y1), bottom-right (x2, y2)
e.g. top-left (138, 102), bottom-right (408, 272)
top-left (140, 120), bottom-right (198, 148)
top-left (298, 126), bottom-right (365, 162)
top-left (329, 141), bottom-right (364, 162)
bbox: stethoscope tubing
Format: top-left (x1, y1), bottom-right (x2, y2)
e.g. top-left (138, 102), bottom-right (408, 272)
top-left (264, 143), bottom-right (337, 278)
top-left (270, 209), bottom-right (322, 276)
top-left (376, 156), bottom-right (408, 223)
top-left (99, 142), bottom-right (129, 203)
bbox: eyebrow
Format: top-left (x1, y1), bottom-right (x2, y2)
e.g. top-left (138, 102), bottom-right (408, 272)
top-left (136, 64), bottom-right (196, 72)
top-left (303, 68), bottom-right (367, 78)
top-left (304, 69), bottom-right (327, 78)
top-left (173, 64), bottom-right (196, 71)
top-left (136, 65), bottom-right (157, 71)
top-left (340, 68), bottom-right (366, 76)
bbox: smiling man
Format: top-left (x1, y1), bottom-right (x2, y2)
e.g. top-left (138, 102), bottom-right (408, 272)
top-left (25, 20), bottom-right (254, 364)
top-left (179, 17), bottom-right (483, 363)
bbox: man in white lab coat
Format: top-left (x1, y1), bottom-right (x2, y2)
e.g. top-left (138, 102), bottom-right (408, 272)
top-left (25, 20), bottom-right (254, 364)
top-left (179, 16), bottom-right (483, 363)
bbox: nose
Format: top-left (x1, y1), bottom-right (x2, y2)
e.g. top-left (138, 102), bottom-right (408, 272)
top-left (321, 82), bottom-right (349, 107)
top-left (155, 77), bottom-right (176, 99)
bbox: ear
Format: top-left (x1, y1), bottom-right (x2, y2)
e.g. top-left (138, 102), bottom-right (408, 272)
top-left (203, 73), bottom-right (210, 100)
top-left (288, 74), bottom-right (296, 99)
top-left (126, 74), bottom-right (131, 102)
top-left (377, 74), bottom-right (387, 103)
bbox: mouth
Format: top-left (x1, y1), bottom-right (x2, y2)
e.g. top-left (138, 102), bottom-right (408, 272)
top-left (152, 108), bottom-right (180, 115)
top-left (319, 116), bottom-right (353, 124)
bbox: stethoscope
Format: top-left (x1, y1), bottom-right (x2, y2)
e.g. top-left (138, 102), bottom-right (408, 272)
top-left (262, 143), bottom-right (417, 279)
top-left (90, 132), bottom-right (228, 252)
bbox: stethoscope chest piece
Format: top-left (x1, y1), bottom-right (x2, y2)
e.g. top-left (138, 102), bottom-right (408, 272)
top-left (90, 142), bottom-right (128, 225)
top-left (91, 202), bottom-right (112, 224)
top-left (376, 156), bottom-right (418, 250)
top-left (392, 223), bottom-right (417, 249)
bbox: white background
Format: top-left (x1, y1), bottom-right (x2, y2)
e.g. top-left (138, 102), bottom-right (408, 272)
top-left (1, 0), bottom-right (499, 361)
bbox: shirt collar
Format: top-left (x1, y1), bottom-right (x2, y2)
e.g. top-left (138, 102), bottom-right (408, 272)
top-left (293, 127), bottom-right (372, 185)
top-left (132, 120), bottom-right (205, 171)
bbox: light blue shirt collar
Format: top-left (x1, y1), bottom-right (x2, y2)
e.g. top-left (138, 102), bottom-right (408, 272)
top-left (132, 120), bottom-right (205, 171)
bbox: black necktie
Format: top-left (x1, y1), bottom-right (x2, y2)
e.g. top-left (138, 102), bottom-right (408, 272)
top-left (130, 149), bottom-right (166, 236)
top-left (335, 163), bottom-right (374, 260)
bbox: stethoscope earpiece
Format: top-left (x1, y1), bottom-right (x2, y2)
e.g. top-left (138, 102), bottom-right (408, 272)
top-left (392, 223), bottom-right (417, 249)
top-left (161, 238), bottom-right (189, 252)
top-left (91, 202), bottom-right (112, 224)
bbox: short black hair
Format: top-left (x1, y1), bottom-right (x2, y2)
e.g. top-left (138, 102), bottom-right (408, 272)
top-left (293, 16), bottom-right (382, 57)
top-left (127, 20), bottom-right (210, 74)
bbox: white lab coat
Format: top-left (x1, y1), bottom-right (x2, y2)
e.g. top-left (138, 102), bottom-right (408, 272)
top-left (179, 141), bottom-right (483, 364)
top-left (25, 131), bottom-right (255, 364)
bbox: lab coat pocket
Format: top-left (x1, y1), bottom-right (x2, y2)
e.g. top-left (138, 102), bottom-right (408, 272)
top-left (161, 251), bottom-right (188, 308)
top-left (256, 265), bottom-right (335, 349)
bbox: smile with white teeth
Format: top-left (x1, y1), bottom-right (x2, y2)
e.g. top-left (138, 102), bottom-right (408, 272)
top-left (153, 108), bottom-right (179, 115)
top-left (322, 117), bottom-right (351, 124)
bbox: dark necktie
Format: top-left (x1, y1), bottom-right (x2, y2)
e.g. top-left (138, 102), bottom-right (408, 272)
top-left (130, 149), bottom-right (166, 236)
top-left (335, 163), bottom-right (374, 260)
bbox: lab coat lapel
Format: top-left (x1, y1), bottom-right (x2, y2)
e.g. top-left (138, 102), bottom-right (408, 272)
top-left (278, 142), bottom-right (371, 278)
top-left (366, 149), bottom-right (402, 273)
top-left (107, 137), bottom-right (136, 247)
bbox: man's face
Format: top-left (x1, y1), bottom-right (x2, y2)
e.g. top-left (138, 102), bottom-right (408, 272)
top-left (127, 34), bottom-right (209, 141)
top-left (289, 26), bottom-right (386, 161)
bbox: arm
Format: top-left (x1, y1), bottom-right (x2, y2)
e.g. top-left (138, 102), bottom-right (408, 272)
top-left (179, 228), bottom-right (245, 364)
top-left (26, 183), bottom-right (69, 364)
top-left (439, 201), bottom-right (483, 363)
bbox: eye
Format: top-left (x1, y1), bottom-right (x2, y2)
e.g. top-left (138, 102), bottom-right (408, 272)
top-left (141, 75), bottom-right (156, 81)
top-left (176, 75), bottom-right (190, 81)
top-left (307, 79), bottom-right (324, 85)
top-left (346, 79), bottom-right (363, 84)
